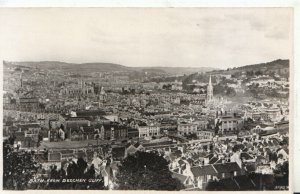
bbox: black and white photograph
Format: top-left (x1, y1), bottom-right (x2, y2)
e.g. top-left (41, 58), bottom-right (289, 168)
top-left (0, 6), bottom-right (295, 192)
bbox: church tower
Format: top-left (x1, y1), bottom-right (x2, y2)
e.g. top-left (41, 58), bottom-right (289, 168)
top-left (99, 86), bottom-right (106, 102)
top-left (207, 75), bottom-right (213, 102)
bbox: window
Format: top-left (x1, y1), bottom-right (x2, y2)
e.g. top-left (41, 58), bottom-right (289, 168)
top-left (234, 171), bottom-right (237, 176)
top-left (222, 173), bottom-right (225, 178)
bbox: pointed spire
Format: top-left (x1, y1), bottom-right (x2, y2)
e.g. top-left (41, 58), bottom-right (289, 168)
top-left (207, 75), bottom-right (213, 102)
top-left (20, 71), bottom-right (23, 88)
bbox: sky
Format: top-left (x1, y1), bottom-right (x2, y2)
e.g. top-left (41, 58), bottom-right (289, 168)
top-left (0, 8), bottom-right (293, 69)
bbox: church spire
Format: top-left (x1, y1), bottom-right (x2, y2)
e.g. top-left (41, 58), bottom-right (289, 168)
top-left (207, 75), bottom-right (213, 102)
top-left (20, 71), bottom-right (23, 88)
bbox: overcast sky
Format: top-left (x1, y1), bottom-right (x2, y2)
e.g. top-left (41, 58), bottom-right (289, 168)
top-left (0, 8), bottom-right (293, 69)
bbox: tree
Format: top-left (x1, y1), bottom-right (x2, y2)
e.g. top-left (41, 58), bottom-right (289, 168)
top-left (246, 71), bottom-right (254, 77)
top-left (255, 70), bottom-right (263, 76)
top-left (116, 151), bottom-right (184, 190)
top-left (43, 157), bottom-right (104, 190)
top-left (3, 140), bottom-right (38, 190)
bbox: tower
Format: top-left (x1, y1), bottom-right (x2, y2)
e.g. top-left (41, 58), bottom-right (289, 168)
top-left (207, 75), bottom-right (213, 102)
top-left (20, 71), bottom-right (23, 88)
top-left (99, 86), bottom-right (106, 102)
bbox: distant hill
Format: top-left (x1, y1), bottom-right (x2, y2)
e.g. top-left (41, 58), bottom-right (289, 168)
top-left (181, 59), bottom-right (289, 89)
top-left (210, 59), bottom-right (289, 74)
top-left (3, 61), bottom-right (131, 73)
top-left (137, 66), bottom-right (217, 75)
top-left (3, 61), bottom-right (217, 75)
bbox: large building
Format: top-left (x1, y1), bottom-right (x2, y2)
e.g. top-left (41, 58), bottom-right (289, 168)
top-left (17, 97), bottom-right (40, 111)
top-left (215, 113), bottom-right (244, 135)
top-left (177, 122), bottom-right (198, 136)
top-left (137, 125), bottom-right (160, 138)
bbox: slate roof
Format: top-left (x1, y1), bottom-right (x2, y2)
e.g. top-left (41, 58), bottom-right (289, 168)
top-left (76, 110), bottom-right (106, 117)
top-left (14, 131), bottom-right (25, 141)
top-left (204, 153), bottom-right (214, 160)
top-left (125, 143), bottom-right (133, 148)
top-left (178, 159), bottom-right (185, 166)
top-left (187, 158), bottom-right (194, 165)
top-left (191, 152), bottom-right (207, 160)
top-left (77, 151), bottom-right (87, 158)
top-left (57, 149), bottom-right (74, 154)
top-left (16, 123), bottom-right (41, 129)
top-left (102, 124), bottom-right (127, 131)
top-left (245, 163), bottom-right (256, 172)
top-left (234, 144), bottom-right (245, 151)
top-left (213, 162), bottom-right (241, 173)
top-left (214, 159), bottom-right (224, 164)
top-left (172, 168), bottom-right (180, 173)
top-left (240, 152), bottom-right (254, 160)
top-left (134, 142), bottom-right (141, 148)
top-left (48, 152), bottom-right (61, 161)
top-left (271, 138), bottom-right (280, 146)
top-left (190, 165), bottom-right (217, 177)
top-left (220, 178), bottom-right (241, 190)
top-left (174, 150), bottom-right (182, 157)
top-left (127, 127), bottom-right (139, 133)
top-left (256, 155), bottom-right (266, 161)
top-left (234, 175), bottom-right (256, 190)
top-left (82, 126), bottom-right (96, 134)
top-left (172, 172), bottom-right (188, 184)
top-left (112, 146), bottom-right (125, 159)
top-left (283, 148), bottom-right (289, 154)
top-left (209, 157), bottom-right (219, 164)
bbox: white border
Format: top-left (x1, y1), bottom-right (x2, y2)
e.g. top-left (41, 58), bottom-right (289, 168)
top-left (0, 1), bottom-right (299, 193)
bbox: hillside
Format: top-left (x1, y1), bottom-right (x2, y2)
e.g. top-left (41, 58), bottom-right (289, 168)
top-left (236, 59), bottom-right (289, 71)
top-left (3, 61), bottom-right (131, 73)
top-left (181, 59), bottom-right (289, 89)
top-left (137, 66), bottom-right (217, 75)
top-left (3, 61), bottom-right (217, 75)
top-left (210, 59), bottom-right (289, 74)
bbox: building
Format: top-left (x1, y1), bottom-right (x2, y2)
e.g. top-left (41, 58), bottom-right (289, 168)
top-left (99, 86), bottom-right (107, 102)
top-left (48, 128), bottom-right (65, 142)
top-left (137, 125), bottom-right (160, 138)
top-left (125, 142), bottom-right (144, 157)
top-left (265, 108), bottom-right (281, 122)
top-left (196, 131), bottom-right (215, 141)
top-left (127, 127), bottom-right (139, 139)
top-left (49, 119), bottom-right (61, 129)
top-left (17, 97), bottom-right (39, 111)
top-left (177, 122), bottom-right (198, 136)
top-left (65, 117), bottom-right (91, 138)
top-left (100, 123), bottom-right (128, 140)
top-left (189, 162), bottom-right (242, 189)
top-left (215, 113), bottom-right (244, 135)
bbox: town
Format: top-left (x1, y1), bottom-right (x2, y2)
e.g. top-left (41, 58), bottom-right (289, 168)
top-left (2, 59), bottom-right (289, 190)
